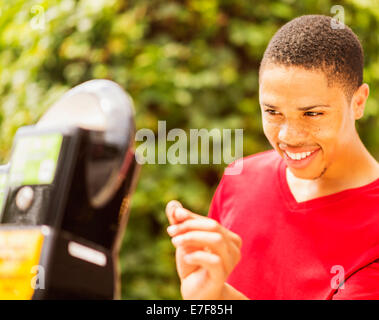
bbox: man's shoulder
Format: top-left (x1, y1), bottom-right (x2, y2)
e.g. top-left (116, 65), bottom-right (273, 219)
top-left (211, 149), bottom-right (282, 220)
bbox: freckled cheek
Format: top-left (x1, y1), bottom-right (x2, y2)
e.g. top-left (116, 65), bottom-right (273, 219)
top-left (310, 122), bottom-right (342, 160)
top-left (262, 122), bottom-right (284, 153)
top-left (263, 120), bottom-right (325, 147)
top-left (262, 122), bottom-right (278, 143)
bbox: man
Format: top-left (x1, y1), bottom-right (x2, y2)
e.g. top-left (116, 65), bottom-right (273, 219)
top-left (165, 15), bottom-right (379, 299)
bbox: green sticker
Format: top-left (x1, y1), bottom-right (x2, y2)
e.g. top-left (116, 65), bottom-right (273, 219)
top-left (9, 134), bottom-right (63, 186)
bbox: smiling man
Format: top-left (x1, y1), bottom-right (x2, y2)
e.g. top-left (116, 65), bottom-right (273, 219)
top-left (166, 15), bottom-right (379, 299)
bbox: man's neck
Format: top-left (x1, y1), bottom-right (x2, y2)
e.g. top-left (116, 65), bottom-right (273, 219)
top-left (319, 135), bottom-right (379, 190)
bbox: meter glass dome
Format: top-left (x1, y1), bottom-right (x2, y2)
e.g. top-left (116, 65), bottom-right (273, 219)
top-left (37, 80), bottom-right (136, 208)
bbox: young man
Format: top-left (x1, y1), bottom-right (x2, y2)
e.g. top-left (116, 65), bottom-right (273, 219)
top-left (166, 15), bottom-right (379, 299)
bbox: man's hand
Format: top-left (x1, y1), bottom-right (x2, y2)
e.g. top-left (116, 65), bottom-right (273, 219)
top-left (165, 200), bottom-right (242, 300)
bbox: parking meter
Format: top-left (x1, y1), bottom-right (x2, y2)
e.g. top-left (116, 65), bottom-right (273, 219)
top-left (0, 80), bottom-right (139, 299)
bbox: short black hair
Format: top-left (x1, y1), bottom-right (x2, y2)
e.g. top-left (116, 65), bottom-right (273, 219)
top-left (260, 15), bottom-right (364, 101)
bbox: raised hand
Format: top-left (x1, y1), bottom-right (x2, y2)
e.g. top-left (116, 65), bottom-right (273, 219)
top-left (165, 200), bottom-right (242, 300)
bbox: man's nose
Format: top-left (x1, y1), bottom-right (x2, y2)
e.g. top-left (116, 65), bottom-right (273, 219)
top-left (278, 122), bottom-right (307, 145)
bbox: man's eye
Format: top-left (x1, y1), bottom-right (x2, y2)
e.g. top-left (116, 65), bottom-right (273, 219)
top-left (265, 109), bottom-right (280, 115)
top-left (304, 111), bottom-right (323, 117)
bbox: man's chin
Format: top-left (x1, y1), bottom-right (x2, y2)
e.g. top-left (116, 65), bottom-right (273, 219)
top-left (289, 166), bottom-right (327, 180)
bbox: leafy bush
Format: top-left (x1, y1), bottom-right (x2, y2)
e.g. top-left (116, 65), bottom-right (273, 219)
top-left (0, 0), bottom-right (378, 299)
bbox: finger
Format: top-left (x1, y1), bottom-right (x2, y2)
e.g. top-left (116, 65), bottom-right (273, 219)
top-left (165, 200), bottom-right (183, 225)
top-left (183, 250), bottom-right (225, 281)
top-left (167, 218), bottom-right (220, 237)
top-left (173, 207), bottom-right (208, 223)
top-left (224, 229), bottom-right (243, 250)
top-left (172, 231), bottom-right (229, 269)
top-left (227, 240), bottom-right (242, 268)
top-left (172, 230), bottom-right (241, 273)
top-left (167, 217), bottom-right (243, 250)
top-left (172, 231), bottom-right (226, 250)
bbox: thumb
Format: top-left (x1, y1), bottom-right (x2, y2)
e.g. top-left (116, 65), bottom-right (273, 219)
top-left (166, 200), bottom-right (183, 225)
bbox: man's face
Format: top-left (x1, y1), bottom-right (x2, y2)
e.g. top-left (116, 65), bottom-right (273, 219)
top-left (259, 64), bottom-right (356, 180)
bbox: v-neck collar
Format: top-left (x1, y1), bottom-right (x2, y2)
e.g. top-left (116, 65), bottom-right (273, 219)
top-left (277, 157), bottom-right (379, 212)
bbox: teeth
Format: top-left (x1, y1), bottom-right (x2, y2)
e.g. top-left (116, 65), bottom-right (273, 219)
top-left (286, 150), bottom-right (314, 160)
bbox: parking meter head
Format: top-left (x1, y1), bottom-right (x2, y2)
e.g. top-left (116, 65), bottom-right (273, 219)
top-left (37, 80), bottom-right (136, 209)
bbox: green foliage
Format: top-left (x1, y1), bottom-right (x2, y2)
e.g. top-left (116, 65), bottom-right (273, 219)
top-left (0, 0), bottom-right (378, 299)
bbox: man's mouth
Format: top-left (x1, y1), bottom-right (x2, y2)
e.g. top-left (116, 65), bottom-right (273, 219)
top-left (284, 150), bottom-right (317, 160)
top-left (281, 147), bottom-right (321, 169)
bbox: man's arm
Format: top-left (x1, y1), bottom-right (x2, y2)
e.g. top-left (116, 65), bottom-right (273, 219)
top-left (221, 283), bottom-right (249, 300)
top-left (332, 260), bottom-right (379, 300)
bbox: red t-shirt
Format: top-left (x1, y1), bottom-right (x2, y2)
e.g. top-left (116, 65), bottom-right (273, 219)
top-left (208, 149), bottom-right (379, 299)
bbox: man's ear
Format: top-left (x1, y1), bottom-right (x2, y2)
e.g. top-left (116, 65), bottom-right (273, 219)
top-left (351, 83), bottom-right (369, 120)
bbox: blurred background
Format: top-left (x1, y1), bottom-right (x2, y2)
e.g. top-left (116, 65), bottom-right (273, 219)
top-left (0, 0), bottom-right (378, 299)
